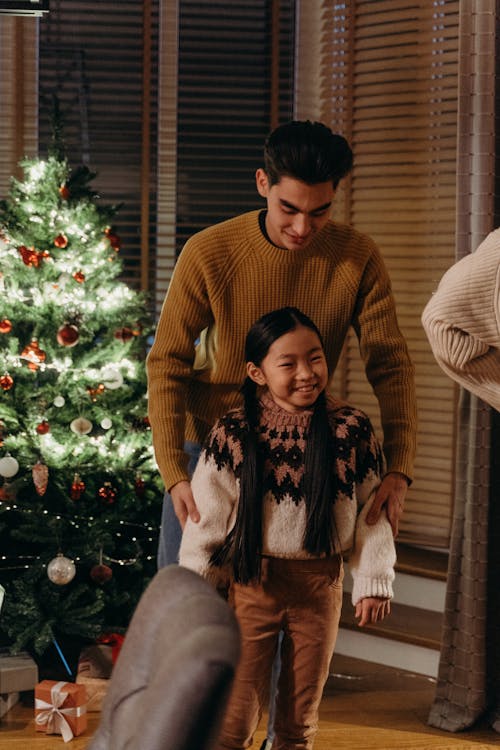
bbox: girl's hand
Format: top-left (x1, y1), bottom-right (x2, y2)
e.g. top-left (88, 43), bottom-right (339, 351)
top-left (355, 597), bottom-right (391, 627)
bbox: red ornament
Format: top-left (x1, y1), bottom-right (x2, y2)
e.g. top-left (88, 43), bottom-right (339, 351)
top-left (59, 185), bottom-right (70, 200)
top-left (18, 245), bottom-right (49, 267)
top-left (104, 228), bottom-right (121, 251)
top-left (0, 319), bottom-right (12, 334)
top-left (98, 482), bottom-right (118, 504)
top-left (0, 484), bottom-right (14, 501)
top-left (114, 327), bottom-right (135, 342)
top-left (134, 476), bottom-right (145, 497)
top-left (21, 340), bottom-right (46, 370)
top-left (36, 420), bottom-right (50, 435)
top-left (87, 383), bottom-right (105, 401)
top-left (32, 461), bottom-right (49, 496)
top-left (19, 245), bottom-right (38, 266)
top-left (56, 323), bottom-right (79, 347)
top-left (73, 270), bottom-right (85, 283)
top-left (70, 474), bottom-right (86, 500)
top-left (54, 233), bottom-right (68, 248)
top-left (0, 374), bottom-right (13, 391)
top-left (97, 632), bottom-right (124, 663)
top-left (90, 563), bottom-right (113, 584)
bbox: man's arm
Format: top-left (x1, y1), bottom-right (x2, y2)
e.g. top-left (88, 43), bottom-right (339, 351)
top-left (171, 480), bottom-right (200, 528)
top-left (352, 243), bottom-right (417, 534)
top-left (146, 238), bottom-right (212, 492)
top-left (366, 472), bottom-right (409, 537)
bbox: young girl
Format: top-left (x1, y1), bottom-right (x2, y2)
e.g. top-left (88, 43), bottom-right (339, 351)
top-left (179, 307), bottom-right (395, 750)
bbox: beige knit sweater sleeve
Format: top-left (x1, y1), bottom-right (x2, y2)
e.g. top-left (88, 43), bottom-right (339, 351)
top-left (421, 228), bottom-right (500, 411)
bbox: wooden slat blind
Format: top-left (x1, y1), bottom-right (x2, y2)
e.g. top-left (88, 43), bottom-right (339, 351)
top-left (36, 1), bottom-right (159, 292)
top-left (296, 0), bottom-right (460, 547)
top-left (154, 0), bottom-right (179, 309)
top-left (155, 0), bottom-right (296, 311)
top-left (0, 16), bottom-right (38, 193)
top-left (174, 0), bottom-right (296, 259)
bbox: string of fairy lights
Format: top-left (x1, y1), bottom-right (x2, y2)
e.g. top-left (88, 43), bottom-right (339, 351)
top-left (0, 496), bottom-right (157, 579)
top-left (0, 156), bottom-right (160, 592)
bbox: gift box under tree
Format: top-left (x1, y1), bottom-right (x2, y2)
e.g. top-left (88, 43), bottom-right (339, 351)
top-left (0, 651), bottom-right (38, 718)
top-left (35, 680), bottom-right (87, 742)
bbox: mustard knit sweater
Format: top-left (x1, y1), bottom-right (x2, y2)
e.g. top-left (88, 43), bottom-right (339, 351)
top-left (147, 210), bottom-right (417, 489)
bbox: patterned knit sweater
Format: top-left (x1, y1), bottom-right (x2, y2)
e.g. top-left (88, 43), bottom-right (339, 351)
top-left (146, 209), bottom-right (417, 490)
top-left (179, 394), bottom-right (396, 606)
top-left (422, 228), bottom-right (500, 411)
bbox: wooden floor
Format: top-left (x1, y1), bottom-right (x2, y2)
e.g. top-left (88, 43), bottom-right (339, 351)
top-left (1, 656), bottom-right (498, 749)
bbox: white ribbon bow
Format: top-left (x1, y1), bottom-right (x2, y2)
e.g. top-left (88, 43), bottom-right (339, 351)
top-left (35, 681), bottom-right (87, 743)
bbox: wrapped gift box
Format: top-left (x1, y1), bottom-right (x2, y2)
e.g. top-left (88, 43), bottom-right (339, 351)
top-left (0, 652), bottom-right (38, 694)
top-left (76, 643), bottom-right (113, 712)
top-left (35, 680), bottom-right (87, 742)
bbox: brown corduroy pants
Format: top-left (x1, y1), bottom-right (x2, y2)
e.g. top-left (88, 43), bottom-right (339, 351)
top-left (217, 556), bottom-right (343, 750)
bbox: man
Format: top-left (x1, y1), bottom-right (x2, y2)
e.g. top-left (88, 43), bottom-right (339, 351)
top-left (147, 120), bottom-right (417, 567)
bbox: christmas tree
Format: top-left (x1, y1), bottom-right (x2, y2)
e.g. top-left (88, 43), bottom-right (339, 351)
top-left (0, 153), bottom-right (162, 673)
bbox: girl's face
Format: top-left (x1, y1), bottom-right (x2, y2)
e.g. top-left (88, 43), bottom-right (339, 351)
top-left (247, 324), bottom-right (328, 413)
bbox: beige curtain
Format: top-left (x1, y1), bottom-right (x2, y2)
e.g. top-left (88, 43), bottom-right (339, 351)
top-left (428, 0), bottom-right (499, 732)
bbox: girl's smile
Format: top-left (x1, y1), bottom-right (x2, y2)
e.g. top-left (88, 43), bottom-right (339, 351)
top-left (246, 324), bottom-right (329, 413)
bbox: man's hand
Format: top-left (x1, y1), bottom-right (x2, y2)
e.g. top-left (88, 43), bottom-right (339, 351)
top-left (355, 597), bottom-right (391, 627)
top-left (365, 472), bottom-right (409, 537)
top-left (170, 480), bottom-right (200, 529)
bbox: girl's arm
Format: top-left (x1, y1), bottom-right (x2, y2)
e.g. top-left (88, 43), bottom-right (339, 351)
top-left (349, 416), bottom-right (396, 608)
top-left (179, 447), bottom-right (238, 588)
top-left (349, 492), bottom-right (396, 608)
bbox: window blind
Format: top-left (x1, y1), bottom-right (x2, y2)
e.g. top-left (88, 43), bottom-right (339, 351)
top-left (36, 0), bottom-right (159, 291)
top-left (296, 0), bottom-right (460, 547)
top-left (155, 0), bottom-right (296, 310)
top-left (0, 16), bottom-right (38, 194)
top-left (175, 0), bottom-right (295, 255)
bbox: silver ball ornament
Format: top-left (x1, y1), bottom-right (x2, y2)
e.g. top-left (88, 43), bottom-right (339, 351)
top-left (70, 417), bottom-right (93, 435)
top-left (47, 553), bottom-right (76, 585)
top-left (101, 367), bottom-right (123, 390)
top-left (0, 456), bottom-right (19, 478)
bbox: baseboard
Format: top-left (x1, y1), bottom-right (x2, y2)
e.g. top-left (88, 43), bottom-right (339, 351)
top-left (334, 628), bottom-right (440, 678)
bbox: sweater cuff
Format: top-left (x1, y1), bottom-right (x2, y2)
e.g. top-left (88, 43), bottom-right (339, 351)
top-left (351, 574), bottom-right (394, 606)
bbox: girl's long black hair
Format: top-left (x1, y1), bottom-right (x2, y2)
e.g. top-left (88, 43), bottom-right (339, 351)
top-left (210, 307), bottom-right (338, 583)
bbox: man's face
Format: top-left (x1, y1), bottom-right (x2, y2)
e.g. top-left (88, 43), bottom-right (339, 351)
top-left (256, 169), bottom-right (335, 251)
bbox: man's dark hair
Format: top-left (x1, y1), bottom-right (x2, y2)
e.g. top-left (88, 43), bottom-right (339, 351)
top-left (263, 120), bottom-right (353, 188)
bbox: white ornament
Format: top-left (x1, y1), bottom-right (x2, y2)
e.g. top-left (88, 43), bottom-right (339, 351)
top-left (47, 553), bottom-right (76, 585)
top-left (100, 417), bottom-right (112, 430)
top-left (70, 417), bottom-right (93, 435)
top-left (54, 396), bottom-right (65, 408)
top-left (0, 456), bottom-right (19, 478)
top-left (43, 282), bottom-right (60, 301)
top-left (101, 367), bottom-right (123, 390)
top-left (57, 273), bottom-right (71, 289)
